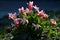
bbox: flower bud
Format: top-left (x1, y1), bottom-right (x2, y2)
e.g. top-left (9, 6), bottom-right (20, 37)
top-left (43, 14), bottom-right (49, 19)
top-left (27, 1), bottom-right (33, 10)
top-left (50, 19), bottom-right (56, 25)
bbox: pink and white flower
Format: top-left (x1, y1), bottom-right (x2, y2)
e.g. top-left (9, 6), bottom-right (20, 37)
top-left (25, 8), bottom-right (31, 14)
top-left (27, 1), bottom-right (33, 10)
top-left (50, 19), bottom-right (56, 25)
top-left (14, 18), bottom-right (20, 28)
top-left (43, 13), bottom-right (49, 19)
top-left (18, 7), bottom-right (24, 14)
top-left (33, 5), bottom-right (39, 12)
top-left (38, 10), bottom-right (44, 17)
top-left (32, 23), bottom-right (41, 30)
top-left (9, 13), bottom-right (17, 20)
top-left (20, 18), bottom-right (29, 24)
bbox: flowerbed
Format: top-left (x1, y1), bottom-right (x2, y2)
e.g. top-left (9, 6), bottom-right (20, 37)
top-left (0, 1), bottom-right (60, 40)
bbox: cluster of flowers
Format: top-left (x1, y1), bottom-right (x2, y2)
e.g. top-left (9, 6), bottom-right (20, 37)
top-left (9, 1), bottom-right (56, 29)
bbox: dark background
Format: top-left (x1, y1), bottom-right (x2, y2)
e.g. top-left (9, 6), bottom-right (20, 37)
top-left (0, 0), bottom-right (60, 18)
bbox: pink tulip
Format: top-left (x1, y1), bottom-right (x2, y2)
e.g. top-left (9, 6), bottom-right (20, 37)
top-left (18, 7), bottom-right (24, 14)
top-left (27, 1), bottom-right (33, 10)
top-left (35, 24), bottom-right (40, 30)
top-left (14, 18), bottom-right (20, 28)
top-left (43, 14), bottom-right (49, 19)
top-left (33, 5), bottom-right (39, 12)
top-left (9, 13), bottom-right (17, 20)
top-left (38, 10), bottom-right (44, 17)
top-left (50, 19), bottom-right (56, 25)
top-left (32, 23), bottom-right (41, 30)
top-left (25, 8), bottom-right (31, 14)
top-left (20, 18), bottom-right (29, 24)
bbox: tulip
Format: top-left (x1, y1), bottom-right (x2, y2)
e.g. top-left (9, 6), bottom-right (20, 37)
top-left (43, 14), bottom-right (49, 19)
top-left (25, 8), bottom-right (31, 14)
top-left (14, 18), bottom-right (20, 28)
top-left (18, 7), bottom-right (24, 14)
top-left (27, 1), bottom-right (33, 10)
top-left (32, 23), bottom-right (41, 30)
top-left (20, 18), bottom-right (29, 24)
top-left (9, 13), bottom-right (17, 20)
top-left (35, 24), bottom-right (40, 30)
top-left (50, 19), bottom-right (56, 25)
top-left (38, 10), bottom-right (44, 17)
top-left (33, 5), bottom-right (39, 12)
